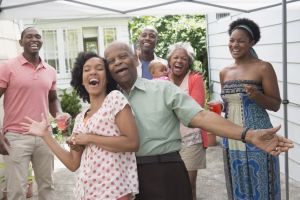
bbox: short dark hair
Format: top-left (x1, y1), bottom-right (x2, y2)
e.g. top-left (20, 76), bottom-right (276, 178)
top-left (228, 18), bottom-right (261, 45)
top-left (70, 52), bottom-right (117, 103)
top-left (20, 27), bottom-right (35, 39)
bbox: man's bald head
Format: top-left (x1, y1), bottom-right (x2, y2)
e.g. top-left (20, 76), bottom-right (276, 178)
top-left (104, 41), bottom-right (135, 59)
top-left (104, 41), bottom-right (138, 92)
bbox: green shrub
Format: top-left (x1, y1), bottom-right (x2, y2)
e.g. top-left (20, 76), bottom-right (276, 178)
top-left (59, 89), bottom-right (82, 118)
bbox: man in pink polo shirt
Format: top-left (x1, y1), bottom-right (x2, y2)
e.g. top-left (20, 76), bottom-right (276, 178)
top-left (0, 27), bottom-right (66, 200)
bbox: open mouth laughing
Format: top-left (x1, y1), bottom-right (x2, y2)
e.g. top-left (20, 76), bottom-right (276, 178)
top-left (29, 43), bottom-right (39, 50)
top-left (89, 78), bottom-right (99, 86)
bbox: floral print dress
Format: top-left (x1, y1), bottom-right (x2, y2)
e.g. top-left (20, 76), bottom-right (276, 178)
top-left (73, 90), bottom-right (138, 200)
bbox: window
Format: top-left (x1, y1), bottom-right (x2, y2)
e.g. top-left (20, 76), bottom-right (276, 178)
top-left (84, 37), bottom-right (98, 53)
top-left (64, 29), bottom-right (80, 73)
top-left (83, 27), bottom-right (98, 53)
top-left (216, 13), bottom-right (230, 20)
top-left (103, 27), bottom-right (117, 47)
top-left (42, 30), bottom-right (59, 72)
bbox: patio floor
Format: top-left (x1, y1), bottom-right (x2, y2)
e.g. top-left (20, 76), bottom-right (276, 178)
top-left (27, 145), bottom-right (300, 200)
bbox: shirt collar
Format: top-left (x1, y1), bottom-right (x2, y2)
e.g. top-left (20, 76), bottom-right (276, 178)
top-left (118, 77), bottom-right (146, 96)
top-left (138, 53), bottom-right (159, 63)
top-left (133, 78), bottom-right (146, 91)
top-left (18, 54), bottom-right (46, 69)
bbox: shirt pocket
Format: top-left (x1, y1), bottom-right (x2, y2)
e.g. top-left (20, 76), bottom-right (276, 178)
top-left (142, 111), bottom-right (171, 141)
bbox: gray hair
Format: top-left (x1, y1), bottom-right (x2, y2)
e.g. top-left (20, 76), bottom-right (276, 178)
top-left (166, 42), bottom-right (195, 68)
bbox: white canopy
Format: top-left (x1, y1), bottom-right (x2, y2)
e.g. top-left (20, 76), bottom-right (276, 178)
top-left (0, 0), bottom-right (300, 20)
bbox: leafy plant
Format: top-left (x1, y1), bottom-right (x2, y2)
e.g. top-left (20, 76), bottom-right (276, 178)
top-left (59, 89), bottom-right (82, 119)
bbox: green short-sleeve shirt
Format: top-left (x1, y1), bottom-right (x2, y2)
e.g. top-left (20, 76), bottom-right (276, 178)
top-left (122, 78), bottom-right (203, 156)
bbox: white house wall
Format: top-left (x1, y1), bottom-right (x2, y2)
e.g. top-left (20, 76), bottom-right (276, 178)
top-left (0, 20), bottom-right (22, 125)
top-left (0, 20), bottom-right (22, 61)
top-left (207, 10), bottom-right (300, 182)
top-left (25, 17), bottom-right (130, 56)
top-left (25, 18), bottom-right (130, 89)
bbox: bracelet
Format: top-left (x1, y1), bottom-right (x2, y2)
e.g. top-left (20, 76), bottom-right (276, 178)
top-left (241, 127), bottom-right (250, 143)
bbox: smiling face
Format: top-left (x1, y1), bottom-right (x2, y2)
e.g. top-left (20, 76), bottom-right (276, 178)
top-left (169, 48), bottom-right (190, 78)
top-left (105, 42), bottom-right (138, 91)
top-left (82, 57), bottom-right (107, 98)
top-left (229, 29), bottom-right (254, 59)
top-left (138, 28), bottom-right (157, 53)
top-left (19, 27), bottom-right (43, 56)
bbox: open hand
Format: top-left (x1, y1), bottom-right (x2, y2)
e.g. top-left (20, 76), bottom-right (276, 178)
top-left (21, 113), bottom-right (50, 137)
top-left (249, 125), bottom-right (294, 156)
top-left (269, 135), bottom-right (294, 156)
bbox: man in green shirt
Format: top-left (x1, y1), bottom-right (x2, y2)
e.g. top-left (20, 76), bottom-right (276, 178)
top-left (104, 41), bottom-right (293, 200)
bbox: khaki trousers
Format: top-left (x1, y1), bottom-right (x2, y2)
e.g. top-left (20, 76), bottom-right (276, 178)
top-left (4, 132), bottom-right (54, 200)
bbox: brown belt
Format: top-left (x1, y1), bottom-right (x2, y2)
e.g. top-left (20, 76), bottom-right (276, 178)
top-left (136, 151), bottom-right (182, 164)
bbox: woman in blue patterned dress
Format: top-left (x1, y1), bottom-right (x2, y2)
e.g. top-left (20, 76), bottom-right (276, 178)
top-left (219, 18), bottom-right (282, 200)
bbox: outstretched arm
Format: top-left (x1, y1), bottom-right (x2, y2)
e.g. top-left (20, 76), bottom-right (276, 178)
top-left (21, 115), bottom-right (83, 171)
top-left (189, 110), bottom-right (293, 155)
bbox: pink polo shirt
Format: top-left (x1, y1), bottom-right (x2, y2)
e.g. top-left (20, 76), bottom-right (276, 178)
top-left (0, 54), bottom-right (57, 134)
